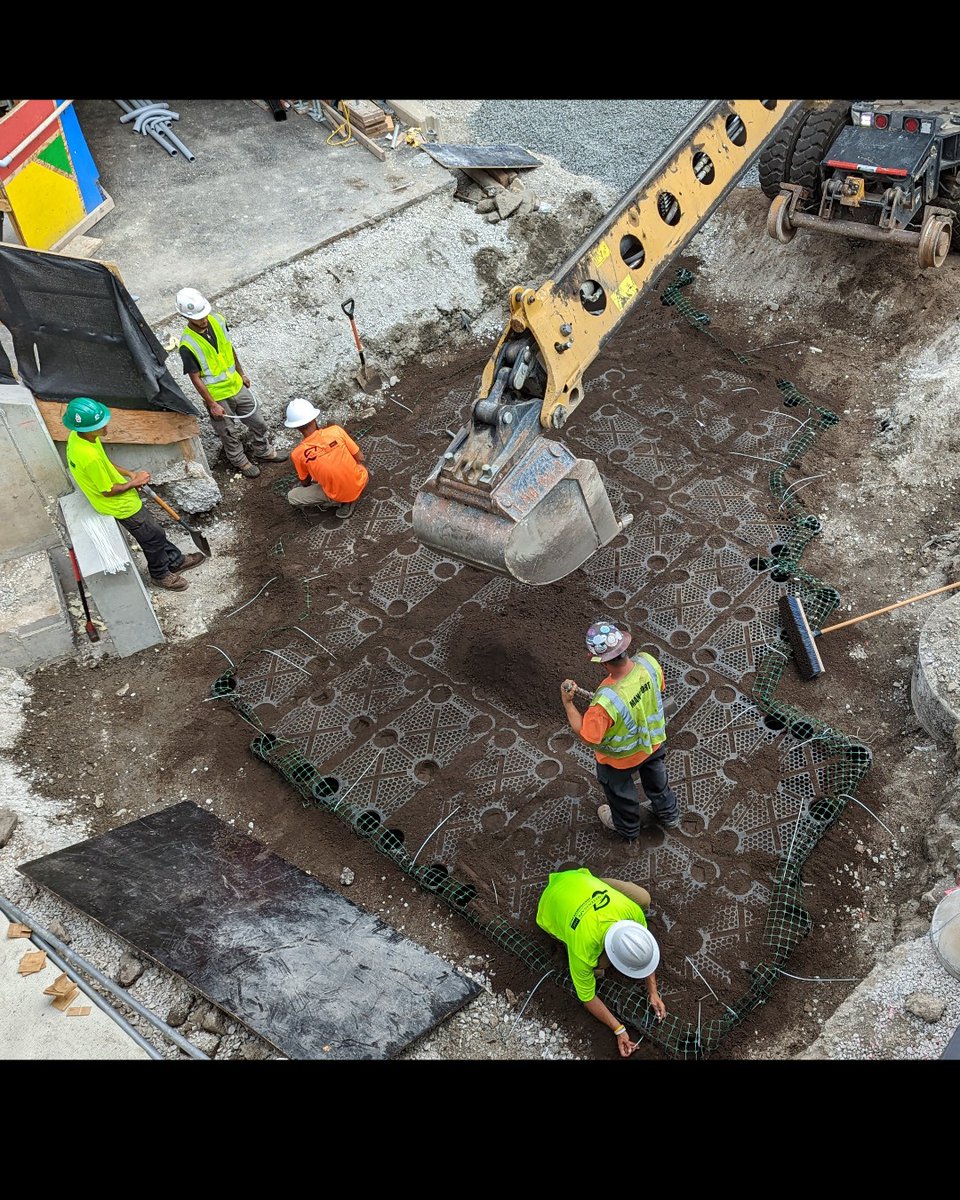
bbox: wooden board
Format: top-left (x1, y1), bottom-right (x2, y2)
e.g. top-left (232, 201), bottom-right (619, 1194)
top-left (37, 399), bottom-right (201, 445)
top-left (316, 101), bottom-right (386, 162)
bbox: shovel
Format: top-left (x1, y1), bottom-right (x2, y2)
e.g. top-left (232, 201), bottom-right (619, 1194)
top-left (341, 298), bottom-right (382, 393)
top-left (141, 484), bottom-right (212, 557)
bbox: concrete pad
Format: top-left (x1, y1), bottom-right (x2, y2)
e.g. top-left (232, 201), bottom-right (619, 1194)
top-left (60, 491), bottom-right (164, 657)
top-left (932, 889), bottom-right (960, 981)
top-left (0, 930), bottom-right (147, 1059)
top-left (911, 591), bottom-right (960, 746)
top-left (0, 550), bottom-right (73, 670)
top-left (0, 382), bottom-right (71, 562)
top-left (71, 99), bottom-right (452, 324)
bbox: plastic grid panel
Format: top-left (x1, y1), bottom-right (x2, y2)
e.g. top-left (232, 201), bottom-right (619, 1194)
top-left (577, 402), bottom-right (696, 489)
top-left (312, 601), bottom-right (383, 657)
top-left (233, 638), bottom-right (317, 712)
top-left (331, 688), bottom-right (494, 820)
top-left (365, 542), bottom-right (463, 616)
top-left (581, 503), bottom-right (696, 610)
top-left (629, 536), bottom-right (761, 648)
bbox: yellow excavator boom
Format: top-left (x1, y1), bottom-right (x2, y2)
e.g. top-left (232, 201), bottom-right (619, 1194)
top-left (413, 100), bottom-right (814, 585)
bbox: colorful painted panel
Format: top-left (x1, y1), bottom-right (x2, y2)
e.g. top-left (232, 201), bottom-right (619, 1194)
top-left (0, 100), bottom-right (108, 251)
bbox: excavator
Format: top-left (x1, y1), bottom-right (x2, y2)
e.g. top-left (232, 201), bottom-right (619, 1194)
top-left (412, 99), bottom-right (825, 587)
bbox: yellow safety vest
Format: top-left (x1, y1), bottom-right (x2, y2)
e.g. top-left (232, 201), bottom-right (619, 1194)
top-left (591, 654), bottom-right (666, 759)
top-left (179, 312), bottom-right (243, 401)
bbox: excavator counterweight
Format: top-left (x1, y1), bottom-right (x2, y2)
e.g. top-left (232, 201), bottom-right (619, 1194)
top-left (413, 99), bottom-right (813, 585)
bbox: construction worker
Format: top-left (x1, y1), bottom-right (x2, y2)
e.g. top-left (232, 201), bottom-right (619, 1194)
top-left (63, 397), bottom-right (204, 591)
top-left (561, 621), bottom-right (681, 839)
top-left (283, 397), bottom-right (368, 517)
top-left (176, 287), bottom-right (288, 479)
top-left (536, 867), bottom-right (665, 1056)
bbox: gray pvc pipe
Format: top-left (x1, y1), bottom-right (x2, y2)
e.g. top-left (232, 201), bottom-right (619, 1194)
top-left (0, 893), bottom-right (209, 1060)
top-left (157, 123), bottom-right (196, 162)
top-left (31, 932), bottom-right (163, 1059)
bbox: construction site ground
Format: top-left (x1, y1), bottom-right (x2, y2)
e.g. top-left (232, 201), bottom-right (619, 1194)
top-left (3, 100), bottom-right (960, 1062)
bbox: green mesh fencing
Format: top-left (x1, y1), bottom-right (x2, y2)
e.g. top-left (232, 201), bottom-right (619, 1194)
top-left (210, 268), bottom-right (872, 1059)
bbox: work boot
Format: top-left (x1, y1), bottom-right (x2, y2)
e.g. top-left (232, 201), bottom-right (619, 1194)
top-left (598, 803), bottom-right (638, 841)
top-left (335, 501), bottom-right (357, 519)
top-left (153, 573), bottom-right (188, 591)
top-left (176, 552), bottom-right (206, 572)
top-left (236, 460), bottom-right (261, 479)
top-left (657, 810), bottom-right (681, 830)
top-left (255, 447), bottom-right (289, 463)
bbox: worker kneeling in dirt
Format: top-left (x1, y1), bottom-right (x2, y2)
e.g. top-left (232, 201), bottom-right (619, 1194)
top-left (283, 398), bottom-right (369, 517)
top-left (536, 867), bottom-right (665, 1057)
top-left (63, 397), bottom-right (204, 592)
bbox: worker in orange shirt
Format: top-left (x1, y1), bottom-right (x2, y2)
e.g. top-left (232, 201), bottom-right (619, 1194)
top-left (561, 621), bottom-right (681, 840)
top-left (283, 398), bottom-right (369, 517)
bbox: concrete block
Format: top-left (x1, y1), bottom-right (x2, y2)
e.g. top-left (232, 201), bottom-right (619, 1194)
top-left (60, 491), bottom-right (164, 658)
top-left (911, 591), bottom-right (960, 747)
top-left (386, 100), bottom-right (441, 140)
top-left (0, 549), bottom-right (74, 670)
top-left (0, 383), bottom-right (72, 563)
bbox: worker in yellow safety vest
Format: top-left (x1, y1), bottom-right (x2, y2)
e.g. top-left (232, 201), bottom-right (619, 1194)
top-left (176, 287), bottom-right (288, 479)
top-left (561, 621), bottom-right (681, 840)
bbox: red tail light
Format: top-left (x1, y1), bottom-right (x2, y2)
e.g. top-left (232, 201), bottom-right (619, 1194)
top-left (874, 113), bottom-right (889, 129)
top-left (904, 117), bottom-right (920, 133)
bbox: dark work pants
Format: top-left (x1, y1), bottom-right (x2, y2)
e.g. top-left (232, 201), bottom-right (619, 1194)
top-left (595, 745), bottom-right (680, 839)
top-left (118, 510), bottom-right (185, 580)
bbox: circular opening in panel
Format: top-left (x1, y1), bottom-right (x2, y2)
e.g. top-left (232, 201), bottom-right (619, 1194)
top-left (657, 191), bottom-right (681, 225)
top-left (619, 234), bottom-right (645, 270)
top-left (415, 759), bottom-right (440, 782)
top-left (535, 759), bottom-right (561, 781)
top-left (493, 729), bottom-right (517, 750)
top-left (429, 685), bottom-right (452, 703)
top-left (580, 280), bottom-right (607, 316)
top-left (725, 112), bottom-right (747, 146)
top-left (692, 150), bottom-right (715, 184)
top-left (387, 599), bottom-right (409, 617)
top-left (373, 728), bottom-right (399, 748)
top-left (434, 561), bottom-right (457, 579)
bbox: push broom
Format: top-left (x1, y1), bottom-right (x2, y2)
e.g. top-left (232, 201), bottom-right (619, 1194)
top-left (779, 581), bottom-right (960, 680)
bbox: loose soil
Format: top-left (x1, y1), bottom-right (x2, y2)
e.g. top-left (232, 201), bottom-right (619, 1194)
top-left (15, 225), bottom-right (954, 1061)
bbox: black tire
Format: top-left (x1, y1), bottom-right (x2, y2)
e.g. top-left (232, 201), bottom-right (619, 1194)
top-left (936, 170), bottom-right (960, 252)
top-left (788, 101), bottom-right (854, 209)
top-left (757, 108), bottom-right (810, 199)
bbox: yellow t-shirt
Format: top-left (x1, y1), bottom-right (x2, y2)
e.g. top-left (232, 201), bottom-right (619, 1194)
top-left (66, 431), bottom-right (142, 519)
top-left (536, 868), bottom-right (647, 1002)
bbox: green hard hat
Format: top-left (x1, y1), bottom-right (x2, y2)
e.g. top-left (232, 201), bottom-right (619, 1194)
top-left (63, 397), bottom-right (111, 432)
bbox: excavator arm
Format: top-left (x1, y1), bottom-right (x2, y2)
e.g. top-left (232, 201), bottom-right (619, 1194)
top-left (413, 99), bottom-right (811, 585)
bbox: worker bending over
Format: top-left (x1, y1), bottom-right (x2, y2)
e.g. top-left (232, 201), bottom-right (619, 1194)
top-left (283, 398), bottom-right (369, 517)
top-left (536, 867), bottom-right (665, 1056)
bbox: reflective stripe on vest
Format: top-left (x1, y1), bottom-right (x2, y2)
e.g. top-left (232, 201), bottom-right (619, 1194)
top-left (179, 312), bottom-right (242, 400)
top-left (593, 654), bottom-right (666, 759)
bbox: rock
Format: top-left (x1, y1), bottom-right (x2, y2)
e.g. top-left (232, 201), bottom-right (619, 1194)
top-left (47, 919), bottom-right (71, 945)
top-left (476, 197), bottom-right (497, 214)
top-left (115, 683), bottom-right (129, 697)
top-left (495, 189), bottom-right (524, 220)
top-left (340, 867), bottom-right (355, 886)
top-left (766, 301), bottom-right (780, 312)
top-left (505, 987), bottom-right (518, 1007)
top-left (200, 1004), bottom-right (228, 1035)
top-left (0, 808), bottom-right (19, 848)
top-left (237, 1037), bottom-right (273, 1061)
top-left (166, 1001), bottom-right (191, 1028)
top-left (116, 951), bottom-right (144, 988)
top-left (485, 212), bottom-right (501, 224)
top-left (904, 991), bottom-right (946, 1022)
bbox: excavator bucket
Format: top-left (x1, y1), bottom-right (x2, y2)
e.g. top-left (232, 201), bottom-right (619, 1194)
top-left (412, 431), bottom-right (631, 587)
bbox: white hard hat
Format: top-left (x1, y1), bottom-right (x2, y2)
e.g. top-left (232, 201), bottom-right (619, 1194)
top-left (604, 920), bottom-right (660, 979)
top-left (176, 288), bottom-right (211, 320)
top-left (284, 397), bottom-right (323, 428)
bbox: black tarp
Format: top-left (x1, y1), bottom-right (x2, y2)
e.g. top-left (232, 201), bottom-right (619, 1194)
top-left (0, 246), bottom-right (198, 415)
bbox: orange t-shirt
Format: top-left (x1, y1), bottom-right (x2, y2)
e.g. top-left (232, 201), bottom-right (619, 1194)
top-left (291, 424), bottom-right (368, 503)
top-left (579, 669), bottom-right (666, 769)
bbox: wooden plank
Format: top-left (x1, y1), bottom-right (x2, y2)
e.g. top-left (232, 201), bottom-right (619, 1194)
top-left (49, 188), bottom-right (115, 253)
top-left (316, 101), bottom-right (385, 162)
top-left (58, 234), bottom-right (102, 259)
top-left (37, 399), bottom-right (201, 445)
top-left (0, 237), bottom-right (125, 284)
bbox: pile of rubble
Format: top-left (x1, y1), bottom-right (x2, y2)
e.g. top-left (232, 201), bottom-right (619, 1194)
top-left (452, 167), bottom-right (546, 223)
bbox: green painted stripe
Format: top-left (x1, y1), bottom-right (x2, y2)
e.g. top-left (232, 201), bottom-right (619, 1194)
top-left (37, 133), bottom-right (73, 177)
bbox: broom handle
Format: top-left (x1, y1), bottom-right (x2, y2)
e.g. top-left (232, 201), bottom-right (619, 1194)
top-left (820, 580), bottom-right (960, 635)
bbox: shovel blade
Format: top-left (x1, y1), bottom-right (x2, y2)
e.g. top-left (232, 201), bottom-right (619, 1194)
top-left (354, 365), bottom-right (382, 394)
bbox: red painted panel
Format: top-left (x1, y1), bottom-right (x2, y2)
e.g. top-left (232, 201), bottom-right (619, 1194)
top-left (0, 100), bottom-right (57, 181)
